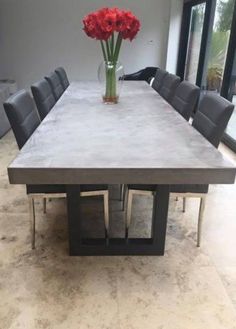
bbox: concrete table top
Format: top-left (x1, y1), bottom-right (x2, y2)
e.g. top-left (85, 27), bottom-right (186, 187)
top-left (8, 81), bottom-right (236, 185)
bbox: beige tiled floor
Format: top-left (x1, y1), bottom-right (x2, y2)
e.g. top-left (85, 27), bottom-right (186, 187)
top-left (0, 131), bottom-right (236, 329)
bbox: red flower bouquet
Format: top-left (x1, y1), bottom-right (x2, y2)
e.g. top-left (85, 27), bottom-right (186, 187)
top-left (83, 8), bottom-right (141, 103)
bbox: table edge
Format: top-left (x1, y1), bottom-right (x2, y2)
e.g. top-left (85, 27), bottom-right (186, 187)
top-left (8, 167), bottom-right (236, 185)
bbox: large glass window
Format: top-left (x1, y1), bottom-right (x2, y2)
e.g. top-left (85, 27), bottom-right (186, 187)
top-left (224, 46), bottom-right (236, 144)
top-left (203, 0), bottom-right (234, 93)
top-left (184, 3), bottom-right (206, 83)
top-left (178, 0), bottom-right (236, 152)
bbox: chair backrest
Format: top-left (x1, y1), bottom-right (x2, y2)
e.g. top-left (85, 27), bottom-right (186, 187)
top-left (31, 79), bottom-right (56, 120)
top-left (152, 69), bottom-right (168, 93)
top-left (159, 73), bottom-right (181, 103)
top-left (55, 67), bottom-right (70, 90)
top-left (171, 81), bottom-right (200, 121)
top-left (45, 72), bottom-right (64, 101)
top-left (4, 90), bottom-right (40, 149)
top-left (192, 93), bottom-right (234, 148)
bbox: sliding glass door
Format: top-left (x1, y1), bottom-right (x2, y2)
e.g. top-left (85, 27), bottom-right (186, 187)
top-left (178, 0), bottom-right (236, 151)
top-left (177, 0), bottom-right (210, 85)
top-left (222, 1), bottom-right (236, 150)
top-left (184, 3), bottom-right (206, 83)
top-left (202, 0), bottom-right (235, 93)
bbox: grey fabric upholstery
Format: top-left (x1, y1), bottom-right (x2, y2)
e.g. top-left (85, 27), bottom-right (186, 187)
top-left (170, 184), bottom-right (209, 194)
top-left (128, 184), bottom-right (209, 194)
top-left (31, 79), bottom-right (56, 120)
top-left (152, 69), bottom-right (168, 93)
top-left (55, 67), bottom-right (70, 90)
top-left (26, 184), bottom-right (108, 194)
top-left (193, 93), bottom-right (234, 148)
top-left (0, 85), bottom-right (11, 138)
top-left (171, 81), bottom-right (200, 121)
top-left (128, 94), bottom-right (234, 196)
top-left (4, 90), bottom-right (40, 149)
top-left (45, 72), bottom-right (64, 101)
top-left (4, 91), bottom-right (107, 208)
top-left (159, 74), bottom-right (181, 103)
top-left (26, 185), bottom-right (66, 194)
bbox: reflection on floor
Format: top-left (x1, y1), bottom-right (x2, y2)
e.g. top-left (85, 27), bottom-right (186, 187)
top-left (0, 131), bottom-right (236, 329)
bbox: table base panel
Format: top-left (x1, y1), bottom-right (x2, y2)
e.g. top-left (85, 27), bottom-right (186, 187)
top-left (66, 185), bottom-right (170, 256)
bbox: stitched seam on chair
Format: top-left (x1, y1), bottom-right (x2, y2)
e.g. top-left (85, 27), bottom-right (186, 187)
top-left (173, 96), bottom-right (187, 113)
top-left (43, 93), bottom-right (53, 102)
top-left (18, 109), bottom-right (36, 128)
top-left (198, 111), bottom-right (217, 129)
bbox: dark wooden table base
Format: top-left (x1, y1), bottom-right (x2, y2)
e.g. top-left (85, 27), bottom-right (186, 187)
top-left (66, 185), bottom-right (170, 256)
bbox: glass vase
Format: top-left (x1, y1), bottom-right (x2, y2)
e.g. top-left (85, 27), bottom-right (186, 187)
top-left (98, 61), bottom-right (124, 104)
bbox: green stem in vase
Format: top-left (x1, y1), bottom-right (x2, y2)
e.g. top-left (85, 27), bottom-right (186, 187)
top-left (111, 63), bottom-right (116, 99)
top-left (102, 33), bottom-right (123, 102)
top-left (100, 41), bottom-right (107, 62)
top-left (114, 33), bottom-right (123, 62)
top-left (105, 65), bottom-right (111, 98)
top-left (105, 40), bottom-right (111, 61)
top-left (111, 33), bottom-right (114, 58)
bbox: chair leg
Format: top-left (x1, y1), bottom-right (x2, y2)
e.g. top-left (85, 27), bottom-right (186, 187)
top-left (103, 191), bottom-right (109, 238)
top-left (183, 197), bottom-right (186, 213)
top-left (29, 197), bottom-right (36, 249)
top-left (126, 190), bottom-right (133, 238)
top-left (43, 198), bottom-right (47, 214)
top-left (197, 197), bottom-right (206, 247)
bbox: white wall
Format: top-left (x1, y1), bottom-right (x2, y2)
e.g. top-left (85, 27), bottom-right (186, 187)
top-left (0, 0), bottom-right (182, 89)
top-left (166, 0), bottom-right (183, 73)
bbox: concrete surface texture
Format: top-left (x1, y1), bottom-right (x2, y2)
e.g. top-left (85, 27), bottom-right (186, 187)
top-left (1, 130), bottom-right (236, 328)
top-left (8, 82), bottom-right (235, 185)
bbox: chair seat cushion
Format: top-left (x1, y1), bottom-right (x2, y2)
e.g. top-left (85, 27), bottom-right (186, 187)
top-left (26, 184), bottom-right (108, 195)
top-left (170, 184), bottom-right (209, 194)
top-left (81, 185), bottom-right (108, 192)
top-left (128, 184), bottom-right (156, 191)
top-left (128, 184), bottom-right (208, 194)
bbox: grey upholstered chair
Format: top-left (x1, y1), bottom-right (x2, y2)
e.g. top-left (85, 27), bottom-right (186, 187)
top-left (45, 72), bottom-right (64, 101)
top-left (192, 93), bottom-right (234, 148)
top-left (4, 90), bottom-right (109, 249)
top-left (31, 79), bottom-right (56, 120)
top-left (152, 69), bottom-right (168, 93)
top-left (125, 93), bottom-right (234, 247)
top-left (3, 90), bottom-right (41, 149)
top-left (159, 73), bottom-right (181, 103)
top-left (171, 81), bottom-right (200, 121)
top-left (55, 67), bottom-right (70, 90)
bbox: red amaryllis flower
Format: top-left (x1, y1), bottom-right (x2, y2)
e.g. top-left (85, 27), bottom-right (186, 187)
top-left (83, 10), bottom-right (112, 41)
top-left (83, 8), bottom-right (141, 103)
top-left (83, 14), bottom-right (96, 39)
top-left (83, 7), bottom-right (141, 41)
top-left (121, 11), bottom-right (141, 41)
top-left (99, 8), bottom-right (117, 33)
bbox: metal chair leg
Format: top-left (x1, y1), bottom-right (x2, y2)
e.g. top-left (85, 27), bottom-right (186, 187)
top-left (29, 197), bottom-right (36, 249)
top-left (43, 198), bottom-right (47, 214)
top-left (126, 190), bottom-right (133, 238)
top-left (197, 197), bottom-right (206, 247)
top-left (103, 191), bottom-right (109, 238)
top-left (183, 197), bottom-right (186, 213)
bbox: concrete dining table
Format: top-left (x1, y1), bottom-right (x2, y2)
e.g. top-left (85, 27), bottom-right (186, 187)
top-left (8, 81), bottom-right (236, 256)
